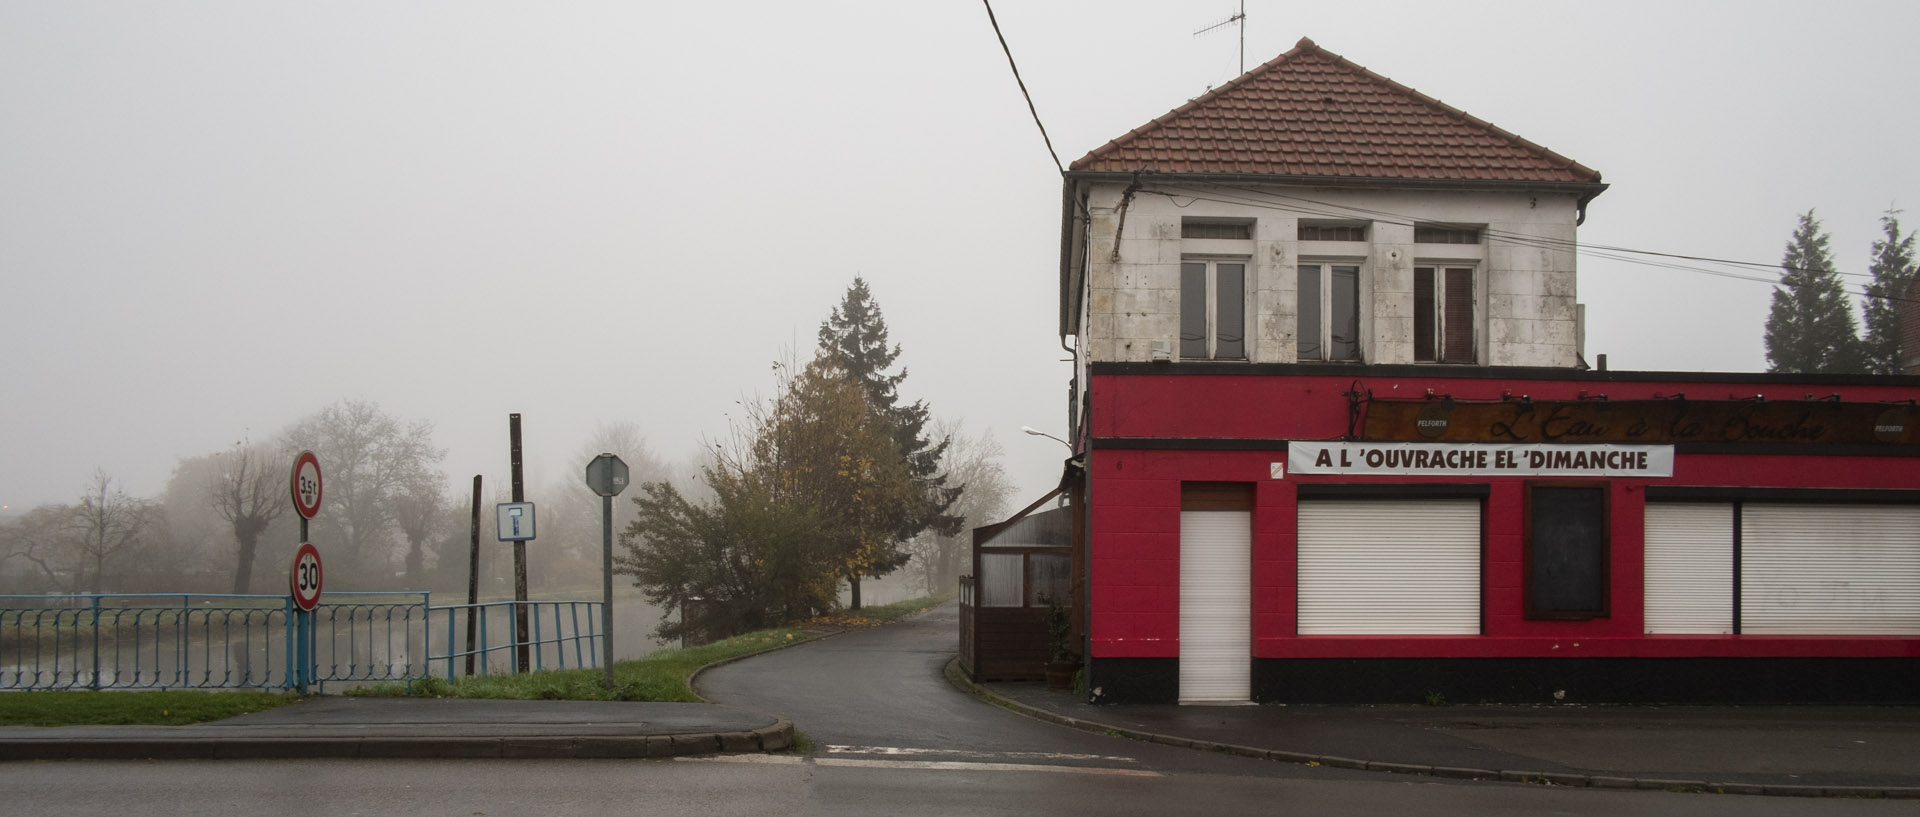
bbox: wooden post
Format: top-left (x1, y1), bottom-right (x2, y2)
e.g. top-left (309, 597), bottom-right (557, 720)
top-left (510, 414), bottom-right (529, 673)
top-left (466, 475), bottom-right (481, 676)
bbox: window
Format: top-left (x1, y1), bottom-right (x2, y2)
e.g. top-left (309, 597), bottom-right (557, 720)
top-left (1525, 484), bottom-right (1609, 619)
top-left (1297, 263), bottom-right (1360, 361)
top-left (1181, 260), bottom-right (1246, 359)
top-left (1298, 223), bottom-right (1367, 242)
top-left (1414, 224), bottom-right (1482, 244)
top-left (1182, 221), bottom-right (1252, 240)
top-left (1027, 554), bottom-right (1071, 606)
top-left (1415, 266), bottom-right (1476, 364)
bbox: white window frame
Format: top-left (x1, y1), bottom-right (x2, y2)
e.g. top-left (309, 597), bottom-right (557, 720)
top-left (1296, 260), bottom-right (1364, 362)
top-left (1181, 257), bottom-right (1250, 361)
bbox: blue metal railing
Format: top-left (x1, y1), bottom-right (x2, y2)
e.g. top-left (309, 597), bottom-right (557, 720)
top-left (307, 592), bottom-right (431, 690)
top-left (427, 600), bottom-right (604, 681)
top-left (1, 594), bottom-right (296, 691)
top-left (1, 593), bottom-right (604, 692)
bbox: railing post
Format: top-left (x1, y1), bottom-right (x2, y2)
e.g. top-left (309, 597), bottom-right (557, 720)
top-left (532, 603), bottom-right (543, 672)
top-left (179, 595), bottom-right (191, 689)
top-left (445, 604), bottom-right (456, 682)
top-left (294, 606), bottom-right (313, 695)
top-left (283, 599), bottom-right (295, 691)
top-left (89, 595), bottom-right (101, 691)
top-left (478, 606), bottom-right (490, 676)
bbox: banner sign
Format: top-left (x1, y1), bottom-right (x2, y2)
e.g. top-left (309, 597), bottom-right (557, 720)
top-left (1364, 398), bottom-right (1916, 446)
top-left (1288, 442), bottom-right (1674, 477)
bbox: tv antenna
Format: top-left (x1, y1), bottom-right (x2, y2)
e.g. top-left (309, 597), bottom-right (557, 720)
top-left (1193, 1), bottom-right (1247, 76)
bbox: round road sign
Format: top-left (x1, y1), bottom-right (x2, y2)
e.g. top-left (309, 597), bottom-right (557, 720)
top-left (290, 542), bottom-right (323, 611)
top-left (290, 450), bottom-right (323, 519)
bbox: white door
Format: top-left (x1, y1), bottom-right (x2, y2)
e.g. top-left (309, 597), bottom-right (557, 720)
top-left (1298, 499), bottom-right (1480, 634)
top-left (1180, 510), bottom-right (1251, 704)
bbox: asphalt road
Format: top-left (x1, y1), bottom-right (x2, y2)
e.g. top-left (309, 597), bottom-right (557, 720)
top-left (4, 757), bottom-right (1914, 817)
top-left (695, 601), bottom-right (1360, 780)
top-left (5, 602), bottom-right (1915, 815)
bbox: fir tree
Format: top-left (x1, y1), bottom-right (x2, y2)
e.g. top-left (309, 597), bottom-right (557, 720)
top-left (1764, 211), bottom-right (1867, 374)
top-left (1862, 209), bottom-right (1916, 375)
top-left (816, 277), bottom-right (964, 608)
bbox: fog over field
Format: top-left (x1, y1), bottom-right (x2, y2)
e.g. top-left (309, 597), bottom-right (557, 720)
top-left (4, 0), bottom-right (1916, 523)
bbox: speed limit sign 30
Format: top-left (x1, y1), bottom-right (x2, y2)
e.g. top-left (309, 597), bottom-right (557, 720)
top-left (290, 542), bottom-right (324, 611)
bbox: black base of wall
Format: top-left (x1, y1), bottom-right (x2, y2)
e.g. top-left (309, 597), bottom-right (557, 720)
top-left (1088, 657), bottom-right (1920, 704)
top-left (1087, 658), bottom-right (1178, 704)
top-left (1258, 657), bottom-right (1920, 705)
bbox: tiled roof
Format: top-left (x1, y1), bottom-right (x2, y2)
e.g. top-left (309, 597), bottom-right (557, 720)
top-left (1069, 38), bottom-right (1602, 185)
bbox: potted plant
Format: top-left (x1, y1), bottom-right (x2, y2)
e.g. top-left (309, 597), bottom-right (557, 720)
top-left (1039, 592), bottom-right (1078, 690)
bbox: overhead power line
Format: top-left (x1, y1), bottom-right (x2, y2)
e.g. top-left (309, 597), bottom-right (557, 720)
top-left (981, 0), bottom-right (1065, 178)
top-left (1142, 184), bottom-right (1920, 307)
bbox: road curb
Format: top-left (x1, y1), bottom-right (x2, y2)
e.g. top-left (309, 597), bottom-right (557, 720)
top-left (943, 656), bottom-right (1920, 800)
top-left (0, 716), bottom-right (794, 762)
top-left (688, 627), bottom-right (845, 704)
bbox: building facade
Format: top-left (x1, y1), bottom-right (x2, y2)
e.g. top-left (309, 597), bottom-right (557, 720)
top-left (1056, 39), bottom-right (1920, 705)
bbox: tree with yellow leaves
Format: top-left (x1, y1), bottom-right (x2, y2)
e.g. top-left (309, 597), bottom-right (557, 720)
top-left (757, 356), bottom-right (919, 609)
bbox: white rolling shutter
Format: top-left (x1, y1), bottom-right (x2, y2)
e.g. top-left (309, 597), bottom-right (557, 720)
top-left (1742, 504), bottom-right (1920, 635)
top-left (1298, 499), bottom-right (1480, 635)
top-left (1643, 503), bottom-right (1734, 634)
top-left (1180, 510), bottom-right (1251, 703)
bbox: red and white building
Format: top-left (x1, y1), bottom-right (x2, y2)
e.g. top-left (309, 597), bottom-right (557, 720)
top-left (1021, 39), bottom-right (1920, 705)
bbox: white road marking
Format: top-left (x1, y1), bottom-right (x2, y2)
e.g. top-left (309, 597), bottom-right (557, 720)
top-left (825, 745), bottom-right (1140, 764)
top-left (814, 758), bottom-right (1160, 777)
top-left (682, 754), bottom-right (1160, 778)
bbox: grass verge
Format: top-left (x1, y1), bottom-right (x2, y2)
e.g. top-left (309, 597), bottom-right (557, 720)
top-left (349, 594), bottom-right (949, 702)
top-left (0, 690), bottom-right (297, 727)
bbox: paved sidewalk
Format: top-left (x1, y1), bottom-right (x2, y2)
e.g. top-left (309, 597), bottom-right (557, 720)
top-left (0, 697), bottom-right (791, 761)
top-left (971, 675), bottom-right (1920, 798)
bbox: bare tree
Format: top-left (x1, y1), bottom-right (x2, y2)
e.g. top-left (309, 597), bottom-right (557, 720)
top-left (392, 478), bottom-right (444, 589)
top-left (536, 421), bottom-right (672, 586)
top-left (2, 504), bottom-right (80, 592)
top-left (907, 420), bottom-right (1013, 595)
top-left (68, 469), bottom-right (153, 592)
top-left (280, 399), bottom-right (444, 583)
top-left (206, 441), bottom-right (287, 594)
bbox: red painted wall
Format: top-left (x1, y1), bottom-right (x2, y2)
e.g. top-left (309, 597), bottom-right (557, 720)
top-left (1086, 372), bottom-right (1920, 661)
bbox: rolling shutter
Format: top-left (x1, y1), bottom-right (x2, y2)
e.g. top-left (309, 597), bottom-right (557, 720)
top-left (1742, 504), bottom-right (1920, 634)
top-left (1643, 503), bottom-right (1734, 634)
top-left (1298, 499), bottom-right (1481, 634)
top-left (1179, 510), bottom-right (1251, 703)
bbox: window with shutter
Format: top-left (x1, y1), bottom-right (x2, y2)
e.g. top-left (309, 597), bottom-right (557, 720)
top-left (1415, 266), bottom-right (1477, 364)
top-left (1443, 267), bottom-right (1474, 364)
top-left (1182, 260), bottom-right (1247, 360)
top-left (1299, 263), bottom-right (1361, 361)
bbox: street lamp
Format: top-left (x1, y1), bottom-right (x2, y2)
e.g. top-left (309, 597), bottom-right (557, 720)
top-left (1020, 425), bottom-right (1071, 450)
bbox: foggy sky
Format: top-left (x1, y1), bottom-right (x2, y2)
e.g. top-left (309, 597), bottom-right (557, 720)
top-left (4, 1), bottom-right (1917, 512)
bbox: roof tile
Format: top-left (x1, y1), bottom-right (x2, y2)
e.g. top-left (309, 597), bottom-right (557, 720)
top-left (1070, 39), bottom-right (1600, 185)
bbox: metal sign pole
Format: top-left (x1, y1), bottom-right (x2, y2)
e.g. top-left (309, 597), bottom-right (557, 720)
top-left (584, 453), bottom-right (630, 691)
top-left (287, 450), bottom-right (324, 694)
top-left (602, 493), bottom-right (615, 690)
top-left (295, 608), bottom-right (312, 694)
